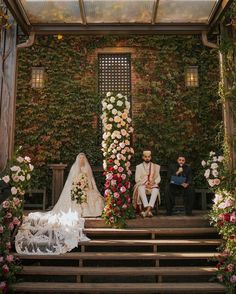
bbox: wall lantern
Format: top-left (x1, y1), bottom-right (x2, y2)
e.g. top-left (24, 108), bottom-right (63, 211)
top-left (31, 67), bottom-right (44, 88)
top-left (185, 66), bottom-right (199, 87)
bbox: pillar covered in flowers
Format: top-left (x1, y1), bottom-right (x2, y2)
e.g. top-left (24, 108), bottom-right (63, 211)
top-left (101, 92), bottom-right (134, 227)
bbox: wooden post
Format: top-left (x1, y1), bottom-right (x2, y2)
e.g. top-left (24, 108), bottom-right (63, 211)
top-left (48, 163), bottom-right (67, 206)
top-left (0, 10), bottom-right (17, 171)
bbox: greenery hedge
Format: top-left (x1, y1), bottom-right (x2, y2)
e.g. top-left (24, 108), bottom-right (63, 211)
top-left (15, 34), bottom-right (222, 196)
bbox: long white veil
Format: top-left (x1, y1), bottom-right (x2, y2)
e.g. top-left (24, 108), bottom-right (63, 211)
top-left (15, 153), bottom-right (91, 255)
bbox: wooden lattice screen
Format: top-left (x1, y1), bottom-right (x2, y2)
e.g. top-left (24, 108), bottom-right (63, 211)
top-left (98, 53), bottom-right (131, 99)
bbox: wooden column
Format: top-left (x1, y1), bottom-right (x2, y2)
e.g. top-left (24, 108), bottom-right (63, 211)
top-left (0, 11), bottom-right (17, 171)
top-left (48, 163), bottom-right (67, 206)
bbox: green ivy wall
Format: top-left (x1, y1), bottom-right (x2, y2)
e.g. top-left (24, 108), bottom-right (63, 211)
top-left (15, 35), bottom-right (222, 190)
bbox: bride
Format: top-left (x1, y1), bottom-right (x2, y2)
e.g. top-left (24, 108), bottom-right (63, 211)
top-left (15, 153), bottom-right (105, 255)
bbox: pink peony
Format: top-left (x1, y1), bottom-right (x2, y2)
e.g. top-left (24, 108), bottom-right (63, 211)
top-left (6, 255), bottom-right (14, 263)
top-left (2, 201), bottom-right (10, 209)
top-left (230, 212), bottom-right (236, 224)
top-left (230, 275), bottom-right (236, 283)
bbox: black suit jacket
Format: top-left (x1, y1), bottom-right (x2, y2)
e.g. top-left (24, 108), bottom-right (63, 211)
top-left (167, 163), bottom-right (192, 185)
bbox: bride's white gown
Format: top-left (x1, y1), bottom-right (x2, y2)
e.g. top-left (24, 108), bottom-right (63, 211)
top-left (15, 154), bottom-right (104, 255)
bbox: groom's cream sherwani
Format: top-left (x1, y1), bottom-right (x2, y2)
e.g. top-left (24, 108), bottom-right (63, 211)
top-left (133, 162), bottom-right (161, 209)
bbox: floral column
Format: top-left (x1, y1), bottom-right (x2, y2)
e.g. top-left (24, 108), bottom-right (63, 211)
top-left (101, 92), bottom-right (134, 227)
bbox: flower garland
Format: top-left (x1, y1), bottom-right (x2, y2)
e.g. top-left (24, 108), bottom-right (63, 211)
top-left (0, 150), bottom-right (34, 293)
top-left (101, 92), bottom-right (134, 227)
top-left (202, 151), bottom-right (236, 293)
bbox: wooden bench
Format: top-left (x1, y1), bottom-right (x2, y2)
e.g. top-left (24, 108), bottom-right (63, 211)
top-left (23, 188), bottom-right (46, 211)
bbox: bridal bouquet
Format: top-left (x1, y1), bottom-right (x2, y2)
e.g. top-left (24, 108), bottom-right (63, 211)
top-left (71, 173), bottom-right (88, 204)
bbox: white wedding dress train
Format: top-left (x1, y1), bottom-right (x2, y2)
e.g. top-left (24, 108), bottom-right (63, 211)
top-left (15, 154), bottom-right (104, 255)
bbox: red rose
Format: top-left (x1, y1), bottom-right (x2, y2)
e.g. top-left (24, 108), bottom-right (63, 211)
top-left (118, 183), bottom-right (122, 188)
top-left (222, 213), bottom-right (230, 222)
top-left (108, 167), bottom-right (114, 172)
top-left (108, 159), bottom-right (113, 163)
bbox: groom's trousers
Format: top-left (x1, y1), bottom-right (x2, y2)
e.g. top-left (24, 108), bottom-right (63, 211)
top-left (138, 185), bottom-right (159, 208)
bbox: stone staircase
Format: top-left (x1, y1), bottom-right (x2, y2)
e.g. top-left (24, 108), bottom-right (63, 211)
top-left (13, 212), bottom-right (225, 293)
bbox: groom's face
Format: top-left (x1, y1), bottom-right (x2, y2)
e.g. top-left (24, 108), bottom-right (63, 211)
top-left (143, 154), bottom-right (151, 163)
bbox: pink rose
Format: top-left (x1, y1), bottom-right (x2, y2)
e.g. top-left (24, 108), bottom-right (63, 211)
top-left (2, 175), bottom-right (10, 183)
top-left (109, 217), bottom-right (114, 223)
top-left (2, 201), bottom-right (9, 209)
top-left (0, 226), bottom-right (3, 234)
top-left (120, 186), bottom-right (126, 193)
top-left (8, 223), bottom-right (14, 230)
top-left (13, 197), bottom-right (21, 206)
top-left (114, 192), bottom-right (120, 199)
top-left (214, 178), bottom-right (221, 185)
top-left (6, 212), bottom-right (12, 219)
top-left (118, 166), bottom-right (124, 173)
top-left (12, 175), bottom-right (19, 182)
top-left (11, 187), bottom-right (18, 195)
top-left (2, 264), bottom-right (9, 274)
top-left (227, 264), bottom-right (234, 272)
top-left (121, 174), bottom-right (126, 180)
top-left (217, 274), bottom-right (223, 282)
top-left (122, 204), bottom-right (127, 209)
top-left (0, 256), bottom-right (3, 263)
top-left (13, 217), bottom-right (20, 225)
top-left (24, 156), bottom-right (31, 162)
top-left (230, 275), bottom-right (236, 283)
top-left (17, 156), bottom-right (24, 163)
top-left (6, 242), bottom-right (11, 249)
top-left (230, 212), bottom-right (236, 224)
top-left (106, 173), bottom-right (113, 181)
top-left (0, 281), bottom-right (6, 290)
top-left (6, 255), bottom-right (14, 263)
top-left (111, 180), bottom-right (117, 186)
top-left (104, 189), bottom-right (111, 196)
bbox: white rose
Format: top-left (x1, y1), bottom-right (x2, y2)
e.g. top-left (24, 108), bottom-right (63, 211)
top-left (106, 124), bottom-right (112, 130)
top-left (29, 164), bottom-right (34, 171)
top-left (17, 156), bottom-right (24, 163)
top-left (26, 174), bottom-right (31, 181)
top-left (107, 104), bottom-right (113, 110)
top-left (117, 93), bottom-right (123, 99)
top-left (11, 187), bottom-right (18, 195)
top-left (102, 102), bottom-right (107, 109)
top-left (117, 100), bottom-right (123, 107)
top-left (204, 169), bottom-right (210, 179)
top-left (118, 111), bottom-right (122, 116)
top-left (208, 179), bottom-right (215, 187)
top-left (112, 108), bottom-right (118, 115)
top-left (2, 175), bottom-right (10, 183)
top-left (218, 156), bottom-right (224, 162)
top-left (110, 96), bottom-right (116, 103)
top-left (24, 156), bottom-right (31, 162)
top-left (19, 175), bottom-right (25, 181)
top-left (106, 92), bottom-right (112, 97)
top-left (212, 169), bottom-right (219, 177)
top-left (109, 118), bottom-right (114, 122)
top-left (10, 166), bottom-right (21, 172)
top-left (211, 163), bottom-right (218, 169)
top-left (201, 160), bottom-right (206, 167)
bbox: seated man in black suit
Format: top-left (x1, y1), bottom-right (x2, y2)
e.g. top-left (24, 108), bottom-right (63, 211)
top-left (165, 154), bottom-right (194, 216)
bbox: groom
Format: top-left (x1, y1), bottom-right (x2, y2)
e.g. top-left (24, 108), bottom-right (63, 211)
top-left (133, 150), bottom-right (161, 217)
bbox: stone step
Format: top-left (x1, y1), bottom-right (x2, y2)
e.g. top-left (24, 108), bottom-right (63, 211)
top-left (85, 214), bottom-right (211, 228)
top-left (15, 252), bottom-right (217, 261)
top-left (13, 282), bottom-right (226, 293)
top-left (83, 227), bottom-right (217, 237)
top-left (79, 239), bottom-right (221, 247)
top-left (20, 266), bottom-right (217, 276)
